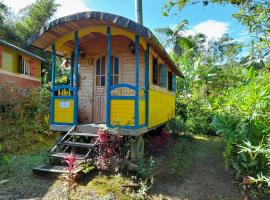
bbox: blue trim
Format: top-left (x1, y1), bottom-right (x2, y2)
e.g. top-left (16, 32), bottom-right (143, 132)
top-left (109, 125), bottom-right (137, 130)
top-left (106, 27), bottom-right (111, 127)
top-left (54, 96), bottom-right (74, 99)
top-left (54, 85), bottom-right (74, 92)
top-left (110, 83), bottom-right (136, 91)
top-left (50, 44), bottom-right (56, 124)
top-left (74, 31), bottom-right (79, 125)
top-left (135, 35), bottom-right (140, 128)
top-left (145, 44), bottom-right (150, 127)
top-left (139, 124), bottom-right (146, 128)
top-left (50, 122), bottom-right (76, 126)
top-left (111, 96), bottom-right (136, 100)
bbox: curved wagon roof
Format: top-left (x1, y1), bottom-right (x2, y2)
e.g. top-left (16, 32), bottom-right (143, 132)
top-left (27, 11), bottom-right (183, 77)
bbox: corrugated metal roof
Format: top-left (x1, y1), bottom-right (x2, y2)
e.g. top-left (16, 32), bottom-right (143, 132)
top-left (0, 39), bottom-right (47, 63)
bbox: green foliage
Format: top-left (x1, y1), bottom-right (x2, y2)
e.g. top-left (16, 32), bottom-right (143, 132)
top-left (136, 157), bottom-right (155, 180)
top-left (163, 0), bottom-right (270, 59)
top-left (1, 0), bottom-right (58, 46)
top-left (155, 19), bottom-right (192, 56)
top-left (166, 116), bottom-right (186, 133)
top-left (0, 84), bottom-right (51, 153)
top-left (212, 72), bottom-right (270, 195)
top-left (14, 0), bottom-right (59, 42)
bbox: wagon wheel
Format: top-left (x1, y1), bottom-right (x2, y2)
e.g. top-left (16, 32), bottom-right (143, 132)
top-left (130, 136), bottom-right (144, 162)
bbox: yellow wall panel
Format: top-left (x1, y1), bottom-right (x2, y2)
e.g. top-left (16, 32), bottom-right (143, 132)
top-left (148, 89), bottom-right (175, 128)
top-left (54, 99), bottom-right (74, 123)
top-left (139, 99), bottom-right (145, 125)
top-left (110, 99), bottom-right (135, 126)
top-left (2, 46), bottom-right (18, 73)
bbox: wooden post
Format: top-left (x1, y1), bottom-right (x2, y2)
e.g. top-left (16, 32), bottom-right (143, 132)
top-left (135, 35), bottom-right (140, 128)
top-left (145, 44), bottom-right (149, 127)
top-left (50, 43), bottom-right (56, 124)
top-left (70, 51), bottom-right (74, 87)
top-left (74, 31), bottom-right (79, 125)
top-left (106, 27), bottom-right (111, 127)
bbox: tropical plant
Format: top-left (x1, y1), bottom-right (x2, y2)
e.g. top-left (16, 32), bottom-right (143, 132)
top-left (94, 128), bottom-right (122, 171)
top-left (155, 19), bottom-right (193, 56)
top-left (63, 152), bottom-right (79, 190)
top-left (212, 70), bottom-right (270, 196)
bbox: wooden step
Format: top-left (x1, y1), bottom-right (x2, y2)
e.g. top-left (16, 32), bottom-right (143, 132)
top-left (50, 152), bottom-right (86, 160)
top-left (62, 141), bottom-right (95, 148)
top-left (69, 132), bottom-right (98, 137)
top-left (32, 165), bottom-right (83, 174)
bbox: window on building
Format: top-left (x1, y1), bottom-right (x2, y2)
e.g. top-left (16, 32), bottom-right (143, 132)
top-left (96, 56), bottom-right (106, 86)
top-left (110, 56), bottom-right (119, 85)
top-left (19, 56), bottom-right (30, 75)
top-left (160, 64), bottom-right (167, 88)
top-left (152, 57), bottom-right (158, 85)
top-left (168, 71), bottom-right (172, 90)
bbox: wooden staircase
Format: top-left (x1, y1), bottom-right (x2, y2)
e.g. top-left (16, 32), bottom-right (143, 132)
top-left (33, 125), bottom-right (99, 173)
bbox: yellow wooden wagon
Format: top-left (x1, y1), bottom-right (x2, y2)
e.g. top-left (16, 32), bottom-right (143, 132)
top-left (28, 11), bottom-right (183, 173)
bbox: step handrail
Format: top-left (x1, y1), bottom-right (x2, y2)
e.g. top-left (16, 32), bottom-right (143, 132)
top-left (50, 125), bottom-right (76, 154)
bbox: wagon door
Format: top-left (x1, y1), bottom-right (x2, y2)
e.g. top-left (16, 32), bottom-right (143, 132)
top-left (94, 56), bottom-right (106, 123)
top-left (94, 56), bottom-right (120, 124)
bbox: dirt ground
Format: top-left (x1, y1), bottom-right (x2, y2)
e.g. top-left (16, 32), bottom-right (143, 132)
top-left (149, 135), bottom-right (242, 200)
top-left (0, 135), bottom-right (251, 200)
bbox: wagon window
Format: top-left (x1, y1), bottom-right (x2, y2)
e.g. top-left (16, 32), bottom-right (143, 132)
top-left (168, 71), bottom-right (172, 90)
top-left (160, 64), bottom-right (167, 88)
top-left (110, 56), bottom-right (119, 85)
top-left (152, 57), bottom-right (158, 85)
top-left (96, 56), bottom-right (106, 86)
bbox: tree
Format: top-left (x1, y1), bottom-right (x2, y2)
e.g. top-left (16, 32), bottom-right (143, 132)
top-left (163, 0), bottom-right (269, 59)
top-left (0, 1), bottom-right (8, 24)
top-left (0, 0), bottom-right (59, 47)
top-left (15, 0), bottom-right (59, 43)
top-left (155, 20), bottom-right (193, 56)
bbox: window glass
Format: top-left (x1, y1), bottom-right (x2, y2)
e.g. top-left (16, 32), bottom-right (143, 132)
top-left (101, 56), bottom-right (105, 75)
top-left (110, 56), bottom-right (119, 85)
top-left (168, 71), bottom-right (173, 91)
top-left (96, 59), bottom-right (100, 75)
top-left (96, 57), bottom-right (106, 86)
top-left (19, 56), bottom-right (30, 75)
top-left (153, 57), bottom-right (158, 85)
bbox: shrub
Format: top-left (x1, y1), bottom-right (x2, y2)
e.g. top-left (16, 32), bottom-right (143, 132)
top-left (94, 128), bottom-right (122, 171)
top-left (0, 83), bottom-right (51, 153)
top-left (212, 71), bottom-right (270, 196)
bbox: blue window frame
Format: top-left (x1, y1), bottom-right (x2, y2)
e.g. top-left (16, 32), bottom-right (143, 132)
top-left (160, 64), bottom-right (167, 88)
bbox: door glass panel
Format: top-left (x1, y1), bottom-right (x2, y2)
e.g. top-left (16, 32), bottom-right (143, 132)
top-left (101, 76), bottom-right (105, 86)
top-left (101, 56), bottom-right (105, 75)
top-left (96, 59), bottom-right (100, 75)
top-left (114, 58), bottom-right (119, 74)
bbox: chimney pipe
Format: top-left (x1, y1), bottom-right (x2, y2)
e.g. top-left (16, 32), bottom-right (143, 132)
top-left (135, 0), bottom-right (143, 25)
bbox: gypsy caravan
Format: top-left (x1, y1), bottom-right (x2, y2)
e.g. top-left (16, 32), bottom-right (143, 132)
top-left (28, 11), bottom-right (182, 172)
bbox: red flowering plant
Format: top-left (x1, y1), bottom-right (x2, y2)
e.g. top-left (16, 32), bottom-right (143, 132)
top-left (63, 151), bottom-right (79, 190)
top-left (94, 128), bottom-right (122, 171)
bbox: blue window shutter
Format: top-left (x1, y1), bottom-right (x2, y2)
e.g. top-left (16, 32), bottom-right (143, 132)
top-left (161, 64), bottom-right (167, 88)
top-left (172, 75), bottom-right (176, 91)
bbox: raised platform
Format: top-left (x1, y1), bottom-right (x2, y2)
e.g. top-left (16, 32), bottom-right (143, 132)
top-left (50, 123), bottom-right (148, 136)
